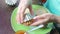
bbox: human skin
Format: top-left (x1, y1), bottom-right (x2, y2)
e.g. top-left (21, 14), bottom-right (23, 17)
top-left (16, 0), bottom-right (60, 25)
top-left (16, 0), bottom-right (34, 24)
top-left (16, 0), bottom-right (47, 24)
top-left (30, 13), bottom-right (60, 26)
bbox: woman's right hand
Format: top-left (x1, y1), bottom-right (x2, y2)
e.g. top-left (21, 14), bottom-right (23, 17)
top-left (16, 0), bottom-right (34, 24)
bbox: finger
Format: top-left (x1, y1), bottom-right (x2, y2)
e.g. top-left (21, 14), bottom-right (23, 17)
top-left (18, 5), bottom-right (27, 23)
top-left (20, 13), bottom-right (24, 23)
top-left (17, 9), bottom-right (25, 23)
top-left (28, 5), bottom-right (34, 16)
top-left (33, 13), bottom-right (51, 19)
top-left (30, 18), bottom-right (49, 26)
top-left (33, 15), bottom-right (45, 20)
top-left (23, 14), bottom-right (26, 20)
top-left (16, 8), bottom-right (22, 24)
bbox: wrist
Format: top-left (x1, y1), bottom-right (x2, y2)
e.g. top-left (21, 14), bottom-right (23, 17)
top-left (50, 14), bottom-right (56, 22)
top-left (54, 15), bottom-right (60, 24)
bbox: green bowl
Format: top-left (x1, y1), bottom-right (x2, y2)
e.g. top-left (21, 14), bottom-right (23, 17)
top-left (11, 5), bottom-right (53, 34)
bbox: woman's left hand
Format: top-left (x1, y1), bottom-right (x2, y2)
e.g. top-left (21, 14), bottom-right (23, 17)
top-left (30, 13), bottom-right (55, 26)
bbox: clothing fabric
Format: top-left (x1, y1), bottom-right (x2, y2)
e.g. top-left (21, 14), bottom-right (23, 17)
top-left (44, 0), bottom-right (60, 33)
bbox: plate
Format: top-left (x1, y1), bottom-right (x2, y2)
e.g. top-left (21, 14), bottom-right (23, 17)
top-left (11, 5), bottom-right (53, 34)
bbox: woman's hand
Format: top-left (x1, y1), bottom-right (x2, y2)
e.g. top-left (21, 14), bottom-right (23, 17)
top-left (16, 0), bottom-right (34, 24)
top-left (30, 13), bottom-right (55, 26)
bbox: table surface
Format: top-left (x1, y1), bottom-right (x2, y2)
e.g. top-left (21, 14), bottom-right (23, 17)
top-left (0, 0), bottom-right (59, 34)
top-left (0, 0), bottom-right (16, 34)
